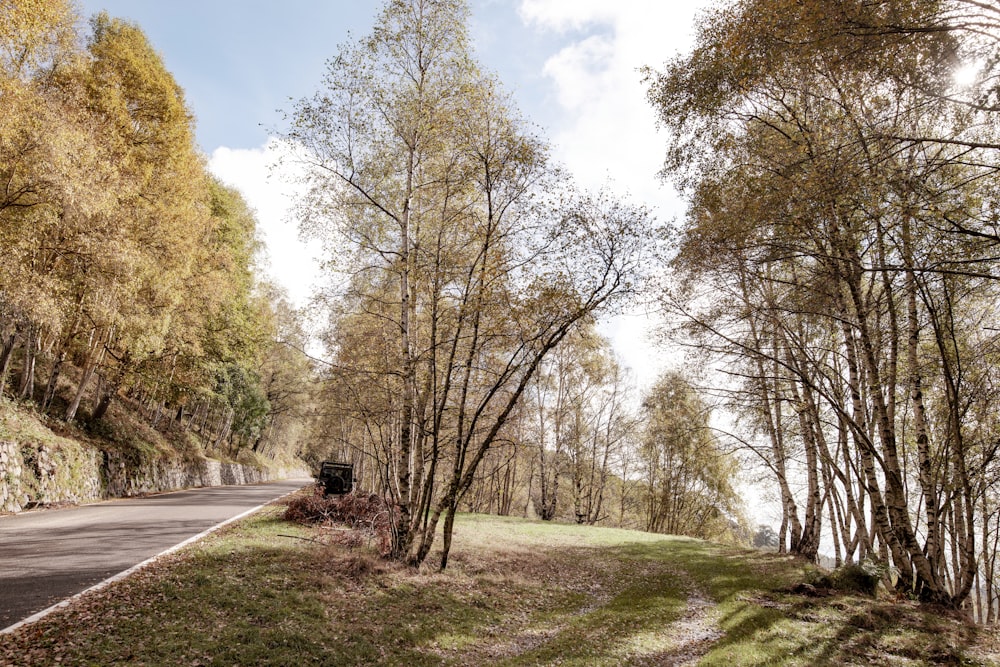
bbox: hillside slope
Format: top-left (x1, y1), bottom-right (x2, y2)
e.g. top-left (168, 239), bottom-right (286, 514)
top-left (1, 505), bottom-right (997, 665)
top-left (0, 399), bottom-right (305, 514)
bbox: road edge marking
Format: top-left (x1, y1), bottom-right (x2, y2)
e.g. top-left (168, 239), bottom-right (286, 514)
top-left (0, 485), bottom-right (305, 635)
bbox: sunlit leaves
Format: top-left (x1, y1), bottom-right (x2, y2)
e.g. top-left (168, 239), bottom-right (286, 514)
top-left (288, 0), bottom-right (649, 567)
top-left (0, 0), bottom-right (76, 80)
top-left (0, 4), bottom-right (300, 461)
top-left (649, 0), bottom-right (1000, 610)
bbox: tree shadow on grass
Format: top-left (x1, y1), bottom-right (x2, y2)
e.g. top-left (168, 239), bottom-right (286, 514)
top-left (3, 523), bottom-right (575, 667)
top-left (1, 516), bottom-right (991, 667)
top-left (651, 540), bottom-right (986, 667)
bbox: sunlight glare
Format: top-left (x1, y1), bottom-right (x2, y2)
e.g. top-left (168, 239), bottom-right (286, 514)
top-left (953, 62), bottom-right (980, 87)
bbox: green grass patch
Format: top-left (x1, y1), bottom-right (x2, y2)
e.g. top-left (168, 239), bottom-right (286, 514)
top-left (1, 503), bottom-right (996, 666)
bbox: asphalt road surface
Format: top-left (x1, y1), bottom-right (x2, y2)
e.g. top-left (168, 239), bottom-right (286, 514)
top-left (0, 478), bottom-right (311, 630)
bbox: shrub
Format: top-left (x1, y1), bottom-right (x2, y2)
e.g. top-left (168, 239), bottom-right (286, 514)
top-left (809, 559), bottom-right (884, 596)
top-left (829, 562), bottom-right (882, 596)
top-left (283, 492), bottom-right (339, 524)
top-left (284, 489), bottom-right (396, 555)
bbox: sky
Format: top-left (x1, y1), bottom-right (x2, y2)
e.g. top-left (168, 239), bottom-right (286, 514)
top-left (76, 0), bottom-right (713, 391)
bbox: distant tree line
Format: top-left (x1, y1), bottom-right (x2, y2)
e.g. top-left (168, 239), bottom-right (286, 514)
top-left (0, 0), bottom-right (311, 462)
top-left (307, 313), bottom-right (748, 550)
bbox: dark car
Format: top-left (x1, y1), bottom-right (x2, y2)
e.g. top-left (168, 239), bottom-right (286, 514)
top-left (317, 461), bottom-right (353, 496)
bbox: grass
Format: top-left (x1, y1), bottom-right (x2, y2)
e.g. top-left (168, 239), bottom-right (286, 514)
top-left (1, 498), bottom-right (997, 666)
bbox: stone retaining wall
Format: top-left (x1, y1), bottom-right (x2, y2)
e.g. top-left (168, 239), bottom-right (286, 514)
top-left (0, 440), bottom-right (304, 514)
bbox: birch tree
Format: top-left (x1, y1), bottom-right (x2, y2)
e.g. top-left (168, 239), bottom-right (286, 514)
top-left (287, 0), bottom-right (648, 567)
top-left (648, 0), bottom-right (1000, 611)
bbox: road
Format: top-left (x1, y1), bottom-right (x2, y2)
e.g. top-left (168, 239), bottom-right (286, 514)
top-left (0, 479), bottom-right (311, 631)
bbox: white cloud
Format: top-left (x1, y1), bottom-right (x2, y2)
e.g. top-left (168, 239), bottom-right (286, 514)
top-left (542, 35), bottom-right (617, 110)
top-left (518, 1), bottom-right (710, 389)
top-left (518, 0), bottom-right (618, 31)
top-left (207, 139), bottom-right (323, 309)
top-left (519, 0), bottom-right (705, 211)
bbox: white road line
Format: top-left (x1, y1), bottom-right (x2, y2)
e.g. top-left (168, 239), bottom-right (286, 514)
top-left (0, 487), bottom-right (301, 635)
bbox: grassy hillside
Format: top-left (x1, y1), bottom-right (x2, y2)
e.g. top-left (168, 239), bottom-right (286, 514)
top-left (2, 496), bottom-right (997, 666)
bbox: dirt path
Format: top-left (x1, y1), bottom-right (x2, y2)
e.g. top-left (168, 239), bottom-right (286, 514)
top-left (437, 548), bottom-right (726, 666)
top-left (647, 578), bottom-right (724, 666)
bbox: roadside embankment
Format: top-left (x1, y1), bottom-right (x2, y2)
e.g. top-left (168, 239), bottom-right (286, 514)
top-left (0, 403), bottom-right (309, 514)
top-left (1, 438), bottom-right (308, 514)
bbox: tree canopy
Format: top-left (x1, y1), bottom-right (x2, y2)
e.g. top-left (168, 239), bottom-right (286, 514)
top-left (647, 0), bottom-right (1000, 617)
top-left (0, 0), bottom-right (311, 466)
top-left (285, 0), bottom-right (651, 568)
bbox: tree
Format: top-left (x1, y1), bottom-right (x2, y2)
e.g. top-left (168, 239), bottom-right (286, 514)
top-left (647, 0), bottom-right (1000, 611)
top-left (78, 13), bottom-right (210, 422)
top-left (286, 0), bottom-right (648, 568)
top-left (252, 286), bottom-right (315, 460)
top-left (0, 5), bottom-right (287, 470)
top-left (524, 326), bottom-right (634, 525)
top-left (568, 348), bottom-right (634, 526)
top-left (0, 0), bottom-right (93, 401)
top-left (640, 371), bottom-right (743, 542)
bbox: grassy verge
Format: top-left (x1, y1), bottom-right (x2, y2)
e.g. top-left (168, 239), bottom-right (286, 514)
top-left (1, 500), bottom-right (996, 666)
